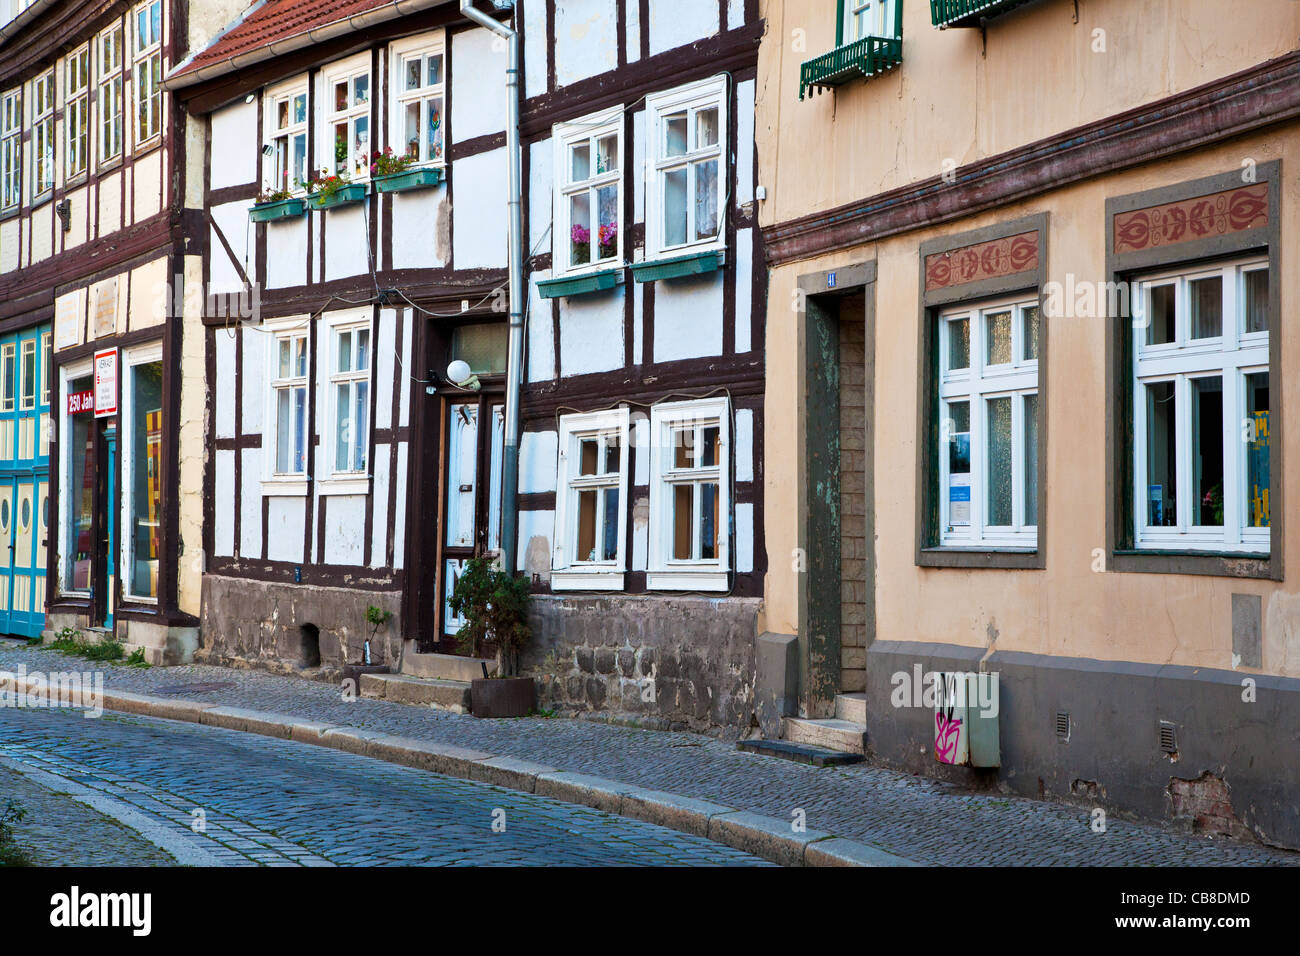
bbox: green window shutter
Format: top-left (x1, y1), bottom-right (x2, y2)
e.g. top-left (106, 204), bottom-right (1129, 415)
top-left (836, 0), bottom-right (845, 46)
top-left (895, 0), bottom-right (904, 38)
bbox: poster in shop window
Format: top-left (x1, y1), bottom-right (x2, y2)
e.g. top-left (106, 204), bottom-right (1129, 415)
top-left (948, 432), bottom-right (971, 527)
top-left (94, 348), bottom-right (117, 418)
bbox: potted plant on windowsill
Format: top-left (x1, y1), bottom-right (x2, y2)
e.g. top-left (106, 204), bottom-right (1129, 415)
top-left (448, 556), bottom-right (536, 718)
top-left (305, 170), bottom-right (366, 210)
top-left (250, 186), bottom-right (307, 222)
top-left (370, 147), bottom-right (443, 193)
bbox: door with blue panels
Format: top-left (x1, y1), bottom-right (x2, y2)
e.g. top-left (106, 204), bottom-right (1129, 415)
top-left (0, 325), bottom-right (51, 637)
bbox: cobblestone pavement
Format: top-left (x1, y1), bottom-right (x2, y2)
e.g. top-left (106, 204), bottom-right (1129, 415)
top-left (0, 764), bottom-right (177, 866)
top-left (2, 641), bottom-right (1296, 866)
top-left (0, 706), bottom-right (770, 866)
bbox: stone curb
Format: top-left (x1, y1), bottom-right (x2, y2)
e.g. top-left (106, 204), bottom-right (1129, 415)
top-left (14, 676), bottom-right (921, 868)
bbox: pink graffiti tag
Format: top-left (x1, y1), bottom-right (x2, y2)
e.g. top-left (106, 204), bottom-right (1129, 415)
top-left (935, 712), bottom-right (963, 764)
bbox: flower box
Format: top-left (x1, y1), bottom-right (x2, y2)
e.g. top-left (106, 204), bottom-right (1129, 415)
top-left (630, 249), bottom-right (724, 283)
top-left (537, 267), bottom-right (623, 300)
top-left (308, 183), bottom-right (368, 210)
top-left (373, 167), bottom-right (443, 193)
top-left (249, 197), bottom-right (307, 222)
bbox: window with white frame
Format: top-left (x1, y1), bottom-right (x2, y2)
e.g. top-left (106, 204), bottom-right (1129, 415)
top-left (842, 0), bottom-right (897, 41)
top-left (645, 77), bottom-right (726, 259)
top-left (553, 107), bottom-right (622, 274)
top-left (552, 408), bottom-right (630, 590)
top-left (266, 83), bottom-right (308, 193)
top-left (0, 88), bottom-right (19, 209)
top-left (32, 70), bottom-right (53, 197)
top-left (391, 38), bottom-right (444, 165)
top-left (648, 397), bottom-right (730, 590)
top-left (133, 0), bottom-right (162, 145)
top-left (937, 297), bottom-right (1040, 549)
top-left (98, 24), bottom-right (124, 162)
top-left (65, 44), bottom-right (90, 178)
top-left (1131, 257), bottom-right (1269, 553)
top-left (268, 327), bottom-right (309, 480)
top-left (323, 61), bottom-right (371, 179)
top-left (329, 321), bottom-right (370, 477)
top-left (122, 347), bottom-right (163, 600)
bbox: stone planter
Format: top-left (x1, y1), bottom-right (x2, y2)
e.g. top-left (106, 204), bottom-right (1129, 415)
top-left (373, 167), bottom-right (443, 193)
top-left (471, 677), bottom-right (536, 718)
top-left (249, 197), bottom-right (307, 222)
top-left (309, 183), bottom-right (367, 210)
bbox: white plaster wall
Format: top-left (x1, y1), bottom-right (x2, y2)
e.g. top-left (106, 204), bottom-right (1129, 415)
top-left (98, 170), bottom-right (122, 236)
top-left (133, 150), bottom-right (163, 221)
top-left (324, 202), bottom-right (370, 281)
top-left (0, 219), bottom-right (17, 273)
top-left (626, 0), bottom-right (641, 64)
top-left (239, 447), bottom-right (262, 558)
top-left (265, 216), bottom-right (308, 289)
top-left (647, 0), bottom-right (718, 56)
top-left (30, 204), bottom-right (52, 263)
top-left (451, 27), bottom-right (507, 142)
top-left (370, 444), bottom-right (390, 567)
top-left (559, 287), bottom-right (623, 376)
top-left (727, 0), bottom-right (746, 30)
top-left (210, 101), bottom-right (259, 190)
top-left (554, 0), bottom-right (618, 87)
top-left (398, 310), bottom-right (412, 428)
top-left (519, 430), bottom-right (558, 494)
top-left (374, 310), bottom-right (396, 431)
top-left (64, 183), bottom-right (90, 251)
top-left (653, 272), bottom-right (723, 362)
top-left (734, 228), bottom-right (753, 353)
top-left (215, 449), bottom-right (235, 556)
top-left (393, 442), bottom-right (408, 568)
top-left (266, 496), bottom-right (306, 563)
top-left (517, 508), bottom-right (554, 578)
top-left (523, 0), bottom-right (549, 98)
top-left (735, 501), bottom-right (753, 572)
top-left (735, 408), bottom-right (754, 482)
top-left (631, 280), bottom-right (643, 364)
top-left (736, 79), bottom-right (755, 205)
top-left (452, 148), bottom-right (508, 268)
top-left (240, 328), bottom-right (265, 435)
top-left (526, 274), bottom-right (554, 382)
top-left (210, 201), bottom-right (253, 294)
top-left (323, 495), bottom-right (366, 565)
top-left (528, 138), bottom-right (552, 254)
top-left (391, 185), bottom-right (448, 270)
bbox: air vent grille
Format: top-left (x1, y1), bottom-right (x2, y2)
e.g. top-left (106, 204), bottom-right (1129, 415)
top-left (1055, 711), bottom-right (1070, 739)
top-left (1159, 721), bottom-right (1178, 754)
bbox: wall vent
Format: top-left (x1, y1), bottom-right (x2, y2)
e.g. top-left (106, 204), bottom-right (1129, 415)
top-left (1055, 711), bottom-right (1070, 739)
top-left (1159, 721), bottom-right (1178, 755)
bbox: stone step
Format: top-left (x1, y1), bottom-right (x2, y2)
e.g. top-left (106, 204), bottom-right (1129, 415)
top-left (400, 644), bottom-right (497, 683)
top-left (782, 716), bottom-right (868, 755)
top-left (835, 692), bottom-right (867, 725)
top-left (360, 672), bottom-right (471, 713)
top-left (737, 738), bottom-right (863, 767)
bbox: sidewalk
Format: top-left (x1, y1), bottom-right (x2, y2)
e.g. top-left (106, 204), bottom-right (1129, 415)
top-left (2, 640), bottom-right (1295, 866)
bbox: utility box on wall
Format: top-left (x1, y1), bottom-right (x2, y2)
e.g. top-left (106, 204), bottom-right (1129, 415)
top-left (934, 671), bottom-right (1000, 768)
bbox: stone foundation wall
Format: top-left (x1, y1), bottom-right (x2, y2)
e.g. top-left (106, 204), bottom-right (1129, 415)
top-left (197, 575), bottom-right (403, 679)
top-left (522, 594), bottom-right (761, 735)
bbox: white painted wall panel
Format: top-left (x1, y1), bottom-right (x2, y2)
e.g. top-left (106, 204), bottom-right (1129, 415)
top-left (727, 0), bottom-right (745, 30)
top-left (735, 408), bottom-right (754, 482)
top-left (370, 443), bottom-right (390, 567)
top-left (523, 0), bottom-right (549, 99)
top-left (653, 272), bottom-right (722, 362)
top-left (451, 148), bottom-right (508, 268)
top-left (632, 281), bottom-right (643, 365)
top-left (393, 442), bottom-right (409, 568)
top-left (632, 108), bottom-right (645, 223)
top-left (519, 430), bottom-right (558, 494)
top-left (633, 416), bottom-right (650, 485)
top-left (210, 102), bottom-right (259, 190)
top-left (215, 332), bottom-right (236, 439)
top-left (734, 228), bottom-right (753, 353)
top-left (528, 138), bottom-right (552, 254)
top-left (736, 501), bottom-right (754, 572)
top-left (647, 0), bottom-right (718, 56)
top-left (240, 328), bottom-right (264, 435)
top-left (210, 201), bottom-right (252, 294)
top-left (265, 216), bottom-right (308, 289)
top-left (323, 495), bottom-right (366, 565)
top-left (451, 27), bottom-right (507, 142)
top-left (626, 0), bottom-right (641, 64)
top-left (266, 497), bottom-right (306, 563)
top-left (527, 274), bottom-right (554, 382)
top-left (215, 449), bottom-right (235, 557)
top-left (399, 309), bottom-right (412, 429)
top-left (375, 309), bottom-right (396, 431)
top-left (736, 79), bottom-right (755, 205)
top-left (391, 186), bottom-right (447, 270)
top-left (324, 203), bottom-right (370, 281)
top-left (554, 0), bottom-right (618, 87)
top-left (517, 509), bottom-right (554, 579)
top-left (239, 448), bottom-right (262, 558)
top-left (559, 287), bottom-right (623, 376)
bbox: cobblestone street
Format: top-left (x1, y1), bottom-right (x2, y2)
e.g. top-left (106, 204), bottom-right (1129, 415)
top-left (2, 641), bottom-right (1296, 866)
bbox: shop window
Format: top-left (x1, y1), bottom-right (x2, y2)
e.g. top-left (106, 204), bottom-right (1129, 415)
top-left (1131, 258), bottom-right (1269, 553)
top-left (552, 408), bottom-right (630, 591)
top-left (647, 397), bottom-right (730, 591)
top-left (125, 356), bottom-right (162, 600)
top-left (63, 373), bottom-right (95, 593)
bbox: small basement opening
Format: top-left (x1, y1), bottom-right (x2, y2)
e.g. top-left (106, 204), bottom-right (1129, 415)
top-left (299, 624), bottom-right (321, 668)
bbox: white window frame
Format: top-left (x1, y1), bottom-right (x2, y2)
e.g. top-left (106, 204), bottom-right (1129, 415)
top-left (842, 0), bottom-right (897, 42)
top-left (647, 396), bottom-right (730, 591)
top-left (552, 407), bottom-right (630, 591)
top-left (58, 358), bottom-right (94, 596)
top-left (320, 310), bottom-right (372, 495)
top-left (0, 87), bottom-right (19, 210)
top-left (388, 33), bottom-right (446, 168)
top-left (263, 78), bottom-right (309, 195)
top-left (65, 43), bottom-right (90, 179)
top-left (120, 343), bottom-right (163, 603)
top-left (132, 0), bottom-right (162, 147)
top-left (552, 105), bottom-right (623, 276)
top-left (262, 317), bottom-right (311, 496)
top-left (98, 23), bottom-right (124, 164)
top-left (1131, 256), bottom-right (1270, 554)
top-left (937, 295), bottom-right (1040, 550)
top-left (319, 54), bottom-right (372, 181)
top-left (31, 69), bottom-right (54, 199)
top-left (644, 76), bottom-right (727, 262)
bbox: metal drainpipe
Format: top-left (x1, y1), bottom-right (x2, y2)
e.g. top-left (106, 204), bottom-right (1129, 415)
top-left (460, 0), bottom-right (524, 574)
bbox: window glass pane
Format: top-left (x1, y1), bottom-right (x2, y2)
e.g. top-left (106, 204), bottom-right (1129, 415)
top-left (696, 107), bottom-right (719, 148)
top-left (1189, 276), bottom-right (1222, 340)
top-left (445, 403), bottom-right (478, 547)
top-left (292, 386), bottom-right (306, 472)
top-left (1145, 381), bottom-right (1176, 526)
top-left (334, 382), bottom-right (351, 470)
top-left (664, 112), bottom-right (687, 157)
top-left (945, 397), bottom-right (970, 527)
top-left (673, 484), bottom-right (693, 559)
top-left (570, 141), bottom-right (590, 183)
top-left (596, 133), bottom-right (617, 175)
top-left (277, 99), bottom-right (288, 129)
top-left (337, 331), bottom-right (352, 373)
top-left (1191, 376), bottom-right (1223, 526)
top-left (1023, 393), bottom-right (1038, 526)
top-left (293, 94), bottom-right (306, 124)
top-left (1022, 305), bottom-right (1039, 361)
top-left (294, 337), bottom-right (307, 377)
top-left (2, 346), bottom-right (14, 411)
top-left (576, 489), bottom-right (596, 561)
top-left (20, 341), bottom-right (34, 408)
top-left (579, 438), bottom-right (598, 476)
top-left (334, 81), bottom-right (347, 111)
top-left (427, 54), bottom-right (443, 86)
top-left (1244, 269), bottom-right (1269, 334)
top-left (353, 380), bottom-right (368, 472)
top-left (700, 482), bottom-right (718, 559)
top-left (1145, 284), bottom-right (1175, 346)
top-left (65, 375), bottom-right (94, 590)
top-left (129, 361), bottom-right (163, 598)
top-left (664, 168), bottom-right (687, 247)
top-left (450, 324), bottom-right (508, 374)
top-left (569, 192), bottom-right (591, 266)
top-left (356, 329), bottom-right (370, 371)
top-left (694, 158), bottom-right (718, 241)
top-left (276, 389), bottom-right (291, 472)
top-left (596, 184), bottom-right (618, 260)
top-left (700, 425), bottom-right (719, 467)
top-left (404, 102), bottom-right (421, 159)
top-left (352, 116), bottom-right (369, 174)
top-left (353, 74), bottom-right (369, 105)
top-left (985, 310), bottom-right (1011, 366)
top-left (601, 487), bottom-right (619, 561)
top-left (603, 434), bottom-right (620, 474)
top-left (947, 317), bottom-right (969, 371)
top-left (405, 57), bottom-right (421, 92)
top-left (986, 396), bottom-right (1012, 526)
top-left (1246, 371), bottom-right (1270, 529)
top-left (672, 426), bottom-right (693, 469)
top-left (427, 98), bottom-right (443, 162)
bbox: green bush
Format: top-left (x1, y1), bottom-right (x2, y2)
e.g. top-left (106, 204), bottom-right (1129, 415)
top-left (447, 557), bottom-right (532, 676)
top-left (0, 800), bottom-right (30, 867)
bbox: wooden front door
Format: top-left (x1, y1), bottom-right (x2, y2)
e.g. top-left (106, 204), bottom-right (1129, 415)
top-left (436, 393), bottom-right (504, 651)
